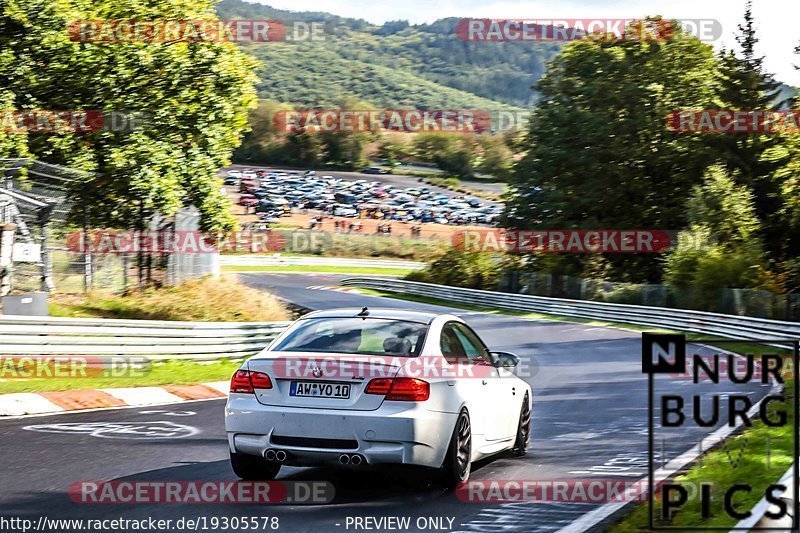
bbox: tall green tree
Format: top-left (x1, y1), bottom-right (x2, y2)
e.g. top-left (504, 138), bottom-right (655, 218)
top-left (235, 100), bottom-right (294, 163)
top-left (1, 0), bottom-right (258, 231)
top-left (504, 19), bottom-right (720, 282)
top-left (376, 135), bottom-right (412, 168)
top-left (664, 165), bottom-right (775, 307)
top-left (283, 131), bottom-right (321, 167)
top-left (412, 133), bottom-right (476, 178)
top-left (319, 132), bottom-right (370, 169)
top-left (709, 0), bottom-right (787, 260)
top-left (476, 134), bottom-right (513, 180)
top-left (761, 41), bottom-right (800, 290)
top-left (0, 17), bottom-right (28, 159)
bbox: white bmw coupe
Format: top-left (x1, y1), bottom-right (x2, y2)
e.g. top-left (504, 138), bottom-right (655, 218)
top-left (225, 308), bottom-right (532, 486)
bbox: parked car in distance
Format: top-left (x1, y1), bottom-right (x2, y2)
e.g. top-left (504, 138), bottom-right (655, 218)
top-left (238, 195), bottom-right (259, 207)
top-left (333, 205), bottom-right (358, 217)
top-left (239, 179), bottom-right (258, 193)
top-left (361, 167), bottom-right (389, 175)
top-left (334, 192), bottom-right (358, 205)
top-left (226, 166), bottom-right (502, 228)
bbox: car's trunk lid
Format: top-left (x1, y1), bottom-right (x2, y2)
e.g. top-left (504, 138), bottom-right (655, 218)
top-left (247, 352), bottom-right (405, 411)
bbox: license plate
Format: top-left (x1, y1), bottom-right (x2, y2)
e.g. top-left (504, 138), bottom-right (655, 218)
top-left (290, 381), bottom-right (351, 399)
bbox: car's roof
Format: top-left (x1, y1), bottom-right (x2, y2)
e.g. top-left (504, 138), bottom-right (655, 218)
top-left (300, 308), bottom-right (446, 324)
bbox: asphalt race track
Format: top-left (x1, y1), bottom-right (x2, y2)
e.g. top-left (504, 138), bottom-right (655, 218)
top-left (0, 273), bottom-right (773, 533)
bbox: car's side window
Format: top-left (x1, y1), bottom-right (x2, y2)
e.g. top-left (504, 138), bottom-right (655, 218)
top-left (452, 323), bottom-right (491, 365)
top-left (440, 323), bottom-right (467, 362)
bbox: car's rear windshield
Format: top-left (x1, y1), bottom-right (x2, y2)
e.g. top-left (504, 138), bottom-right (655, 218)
top-left (271, 317), bottom-right (428, 357)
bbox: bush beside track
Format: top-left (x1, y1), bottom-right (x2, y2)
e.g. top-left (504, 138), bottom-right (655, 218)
top-left (49, 277), bottom-right (290, 322)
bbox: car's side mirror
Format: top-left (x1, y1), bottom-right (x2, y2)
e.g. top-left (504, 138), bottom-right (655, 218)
top-left (491, 352), bottom-right (520, 368)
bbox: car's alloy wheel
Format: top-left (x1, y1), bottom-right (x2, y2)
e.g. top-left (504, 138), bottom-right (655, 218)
top-left (230, 452), bottom-right (281, 480)
top-left (442, 409), bottom-right (472, 487)
top-left (513, 394), bottom-right (531, 457)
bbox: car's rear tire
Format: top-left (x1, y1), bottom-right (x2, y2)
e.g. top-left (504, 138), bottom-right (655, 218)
top-left (441, 409), bottom-right (472, 487)
top-left (512, 393), bottom-right (531, 457)
top-left (230, 452), bottom-right (281, 480)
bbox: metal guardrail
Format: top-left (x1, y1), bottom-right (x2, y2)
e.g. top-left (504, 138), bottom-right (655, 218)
top-left (339, 277), bottom-right (798, 529)
top-left (340, 277), bottom-right (800, 341)
top-left (220, 255), bottom-right (425, 270)
top-left (0, 315), bottom-right (290, 360)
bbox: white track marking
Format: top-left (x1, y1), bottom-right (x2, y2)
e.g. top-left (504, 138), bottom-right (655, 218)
top-left (99, 387), bottom-right (183, 406)
top-left (0, 393), bottom-right (65, 416)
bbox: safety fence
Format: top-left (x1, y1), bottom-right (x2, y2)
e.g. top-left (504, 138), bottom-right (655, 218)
top-left (0, 315), bottom-right (290, 361)
top-left (340, 277), bottom-right (800, 340)
top-left (500, 270), bottom-right (800, 321)
top-left (220, 255), bottom-right (424, 270)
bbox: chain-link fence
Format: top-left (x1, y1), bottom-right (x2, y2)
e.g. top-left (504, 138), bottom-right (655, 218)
top-left (498, 270), bottom-right (800, 321)
top-left (0, 158), bottom-right (218, 299)
top-left (0, 158), bottom-right (83, 295)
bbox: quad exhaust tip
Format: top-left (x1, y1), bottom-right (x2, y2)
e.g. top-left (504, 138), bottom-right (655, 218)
top-left (339, 453), bottom-right (363, 465)
top-left (265, 449), bottom-right (288, 462)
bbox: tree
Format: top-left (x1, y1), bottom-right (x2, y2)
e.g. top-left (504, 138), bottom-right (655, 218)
top-left (731, 31), bottom-right (800, 292)
top-left (504, 18), bottom-right (721, 282)
top-left (764, 117), bottom-right (800, 290)
top-left (378, 20), bottom-right (409, 36)
top-left (408, 249), bottom-right (501, 290)
top-left (0, 90), bottom-right (28, 159)
top-left (412, 133), bottom-right (476, 178)
top-left (412, 133), bottom-right (457, 163)
top-left (376, 135), bottom-right (412, 168)
top-left (685, 165), bottom-right (761, 243)
top-left (1, 0), bottom-right (258, 232)
top-left (319, 132), bottom-right (370, 169)
top-left (476, 134), bottom-right (513, 180)
top-left (283, 131), bottom-right (321, 167)
top-left (664, 165), bottom-right (775, 307)
top-left (708, 0), bottom-right (787, 260)
top-left (0, 20), bottom-right (28, 159)
top-left (235, 100), bottom-right (294, 163)
top-left (433, 140), bottom-right (475, 178)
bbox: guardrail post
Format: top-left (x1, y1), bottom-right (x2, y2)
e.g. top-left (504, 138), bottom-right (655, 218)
top-left (38, 202), bottom-right (56, 293)
top-left (82, 189), bottom-right (93, 292)
top-left (0, 222), bottom-right (15, 297)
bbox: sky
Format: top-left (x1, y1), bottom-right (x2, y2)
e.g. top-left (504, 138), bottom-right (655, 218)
top-left (253, 0), bottom-right (800, 86)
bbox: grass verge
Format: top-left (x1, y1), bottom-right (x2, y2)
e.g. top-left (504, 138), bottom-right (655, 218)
top-left (610, 378), bottom-right (794, 531)
top-left (0, 359), bottom-right (241, 394)
top-left (420, 176), bottom-right (504, 201)
top-left (356, 288), bottom-right (677, 332)
top-left (48, 276), bottom-right (290, 321)
top-left (221, 265), bottom-right (415, 276)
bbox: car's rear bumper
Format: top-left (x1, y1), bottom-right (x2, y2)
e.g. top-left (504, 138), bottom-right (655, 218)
top-left (225, 394), bottom-right (456, 469)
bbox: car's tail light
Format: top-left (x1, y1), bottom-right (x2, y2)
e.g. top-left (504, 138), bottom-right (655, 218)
top-left (386, 378), bottom-right (430, 401)
top-left (230, 370), bottom-right (253, 393)
top-left (230, 370), bottom-right (272, 393)
top-left (365, 377), bottom-right (429, 401)
top-left (365, 378), bottom-right (392, 395)
top-left (250, 371), bottom-right (272, 389)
